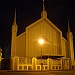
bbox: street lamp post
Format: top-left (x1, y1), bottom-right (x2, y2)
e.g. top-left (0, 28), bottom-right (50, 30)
top-left (38, 38), bottom-right (44, 70)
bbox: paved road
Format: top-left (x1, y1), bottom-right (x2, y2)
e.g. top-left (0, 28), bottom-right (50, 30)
top-left (0, 70), bottom-right (75, 75)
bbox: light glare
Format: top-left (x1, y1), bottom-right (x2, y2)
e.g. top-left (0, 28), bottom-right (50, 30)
top-left (38, 38), bottom-right (44, 45)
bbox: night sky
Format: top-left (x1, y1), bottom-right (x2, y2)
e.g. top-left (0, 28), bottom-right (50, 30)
top-left (0, 0), bottom-right (75, 58)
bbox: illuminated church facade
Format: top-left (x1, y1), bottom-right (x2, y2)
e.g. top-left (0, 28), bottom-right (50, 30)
top-left (10, 0), bottom-right (75, 70)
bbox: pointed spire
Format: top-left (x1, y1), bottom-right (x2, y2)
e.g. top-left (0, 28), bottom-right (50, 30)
top-left (43, 0), bottom-right (45, 11)
top-left (13, 8), bottom-right (17, 25)
top-left (67, 18), bottom-right (71, 32)
top-left (41, 0), bottom-right (47, 18)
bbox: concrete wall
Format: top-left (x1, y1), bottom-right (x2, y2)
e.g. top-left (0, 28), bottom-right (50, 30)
top-left (62, 37), bottom-right (69, 58)
top-left (16, 32), bottom-right (26, 57)
top-left (26, 19), bottom-right (62, 57)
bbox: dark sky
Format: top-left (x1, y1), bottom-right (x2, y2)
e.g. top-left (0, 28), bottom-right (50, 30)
top-left (0, 0), bottom-right (75, 57)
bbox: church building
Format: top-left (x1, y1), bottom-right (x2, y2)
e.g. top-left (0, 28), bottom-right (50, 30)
top-left (10, 0), bottom-right (75, 70)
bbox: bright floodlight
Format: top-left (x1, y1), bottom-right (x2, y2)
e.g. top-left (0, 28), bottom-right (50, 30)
top-left (38, 38), bottom-right (44, 45)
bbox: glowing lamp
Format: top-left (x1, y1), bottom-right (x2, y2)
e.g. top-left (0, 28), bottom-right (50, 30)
top-left (38, 38), bottom-right (44, 45)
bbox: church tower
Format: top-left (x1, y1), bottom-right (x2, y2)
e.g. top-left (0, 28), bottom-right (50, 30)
top-left (67, 19), bottom-right (74, 61)
top-left (11, 9), bottom-right (18, 58)
top-left (41, 0), bottom-right (47, 18)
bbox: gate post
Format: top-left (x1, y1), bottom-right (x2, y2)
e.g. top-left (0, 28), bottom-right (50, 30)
top-left (32, 57), bottom-right (37, 70)
top-left (47, 58), bottom-right (51, 70)
top-left (13, 56), bottom-right (19, 70)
